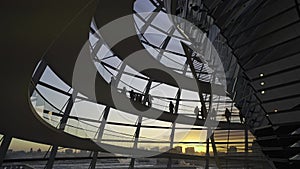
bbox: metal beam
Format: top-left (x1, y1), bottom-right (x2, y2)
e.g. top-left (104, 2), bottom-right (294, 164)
top-left (167, 89), bottom-right (181, 169)
top-left (229, 5), bottom-right (295, 39)
top-left (258, 79), bottom-right (300, 95)
top-left (157, 27), bottom-right (176, 61)
top-left (251, 65), bottom-right (300, 82)
top-left (140, 4), bottom-right (163, 33)
top-left (262, 93), bottom-right (300, 104)
top-left (129, 80), bottom-right (152, 169)
top-left (181, 42), bottom-right (225, 169)
top-left (0, 135), bottom-right (12, 167)
top-left (90, 106), bottom-right (110, 169)
top-left (45, 91), bottom-right (77, 169)
top-left (242, 35), bottom-right (300, 68)
top-left (30, 59), bottom-right (47, 96)
top-left (181, 42), bottom-right (211, 169)
top-left (45, 145), bottom-right (58, 169)
top-left (129, 115), bottom-right (142, 169)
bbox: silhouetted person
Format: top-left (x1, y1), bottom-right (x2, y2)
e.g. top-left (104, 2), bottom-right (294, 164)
top-left (148, 94), bottom-right (153, 107)
top-left (121, 87), bottom-right (127, 96)
top-left (239, 112), bottom-right (244, 124)
top-left (225, 108), bottom-right (231, 123)
top-left (130, 90), bottom-right (135, 101)
top-left (169, 101), bottom-right (174, 114)
top-left (201, 106), bottom-right (207, 119)
top-left (137, 93), bottom-right (143, 103)
top-left (144, 94), bottom-right (153, 107)
top-left (194, 106), bottom-right (200, 118)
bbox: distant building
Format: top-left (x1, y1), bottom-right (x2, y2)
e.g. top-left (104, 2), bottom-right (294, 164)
top-left (174, 146), bottom-right (183, 153)
top-left (169, 146), bottom-right (183, 154)
top-left (185, 147), bottom-right (195, 154)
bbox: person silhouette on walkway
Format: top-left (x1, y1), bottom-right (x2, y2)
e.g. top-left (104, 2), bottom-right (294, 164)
top-left (137, 93), bottom-right (143, 103)
top-left (130, 90), bottom-right (135, 101)
top-left (194, 106), bottom-right (200, 119)
top-left (144, 94), bottom-right (153, 107)
top-left (121, 87), bottom-right (127, 96)
top-left (225, 108), bottom-right (231, 123)
top-left (169, 101), bottom-right (174, 114)
top-left (148, 94), bottom-right (153, 107)
top-left (239, 112), bottom-right (244, 124)
top-left (201, 106), bottom-right (207, 120)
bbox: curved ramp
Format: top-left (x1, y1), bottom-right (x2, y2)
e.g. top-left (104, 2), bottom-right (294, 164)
top-left (43, 0), bottom-right (243, 129)
top-left (93, 1), bottom-right (225, 94)
top-left (0, 0), bottom-right (243, 155)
